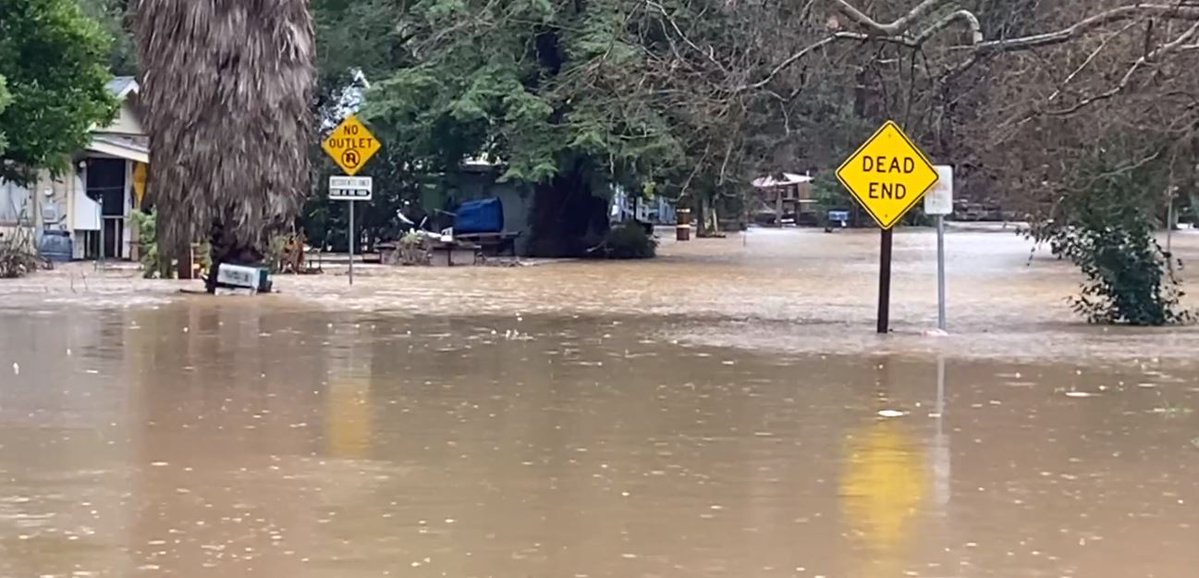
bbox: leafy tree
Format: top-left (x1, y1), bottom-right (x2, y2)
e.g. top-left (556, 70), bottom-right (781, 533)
top-left (78, 0), bottom-right (138, 76)
top-left (303, 0), bottom-right (421, 250)
top-left (0, 0), bottom-right (117, 185)
top-left (360, 0), bottom-right (689, 256)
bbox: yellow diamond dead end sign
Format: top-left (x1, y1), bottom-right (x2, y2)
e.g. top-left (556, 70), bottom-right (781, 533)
top-left (323, 115), bottom-right (381, 176)
top-left (836, 121), bottom-right (938, 230)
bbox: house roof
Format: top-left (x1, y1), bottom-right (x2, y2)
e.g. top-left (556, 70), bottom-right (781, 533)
top-left (106, 76), bottom-right (139, 100)
top-left (86, 135), bottom-right (149, 164)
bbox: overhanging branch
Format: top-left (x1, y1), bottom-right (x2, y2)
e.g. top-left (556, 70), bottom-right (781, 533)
top-left (913, 9), bottom-right (982, 45)
top-left (1046, 20), bottom-right (1199, 116)
top-left (832, 0), bottom-right (954, 37)
top-left (739, 2), bottom-right (1199, 94)
top-left (974, 4), bottom-right (1199, 53)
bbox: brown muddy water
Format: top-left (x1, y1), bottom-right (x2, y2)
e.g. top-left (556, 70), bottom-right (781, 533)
top-left (2, 229), bottom-right (1199, 577)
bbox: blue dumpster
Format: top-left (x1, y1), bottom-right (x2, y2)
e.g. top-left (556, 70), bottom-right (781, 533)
top-left (454, 199), bottom-right (504, 234)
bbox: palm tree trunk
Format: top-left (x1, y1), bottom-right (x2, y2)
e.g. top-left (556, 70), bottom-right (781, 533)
top-left (134, 0), bottom-right (315, 293)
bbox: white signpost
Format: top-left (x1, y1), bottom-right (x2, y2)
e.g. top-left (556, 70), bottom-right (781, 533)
top-left (924, 166), bottom-right (954, 332)
top-left (329, 176), bottom-right (374, 285)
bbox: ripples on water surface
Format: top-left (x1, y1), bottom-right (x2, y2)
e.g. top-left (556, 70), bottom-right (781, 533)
top-left (1, 229), bottom-right (1198, 577)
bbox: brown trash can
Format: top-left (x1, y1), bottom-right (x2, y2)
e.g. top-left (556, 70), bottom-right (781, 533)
top-left (676, 208), bottom-right (692, 241)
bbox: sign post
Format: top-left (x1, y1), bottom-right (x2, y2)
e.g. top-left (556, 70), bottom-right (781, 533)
top-left (924, 166), bottom-right (954, 332)
top-left (329, 176), bottom-right (374, 285)
top-left (836, 121), bottom-right (939, 334)
top-left (322, 115), bottom-right (382, 286)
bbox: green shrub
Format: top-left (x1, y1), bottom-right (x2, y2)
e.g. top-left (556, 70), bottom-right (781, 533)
top-left (1053, 223), bottom-right (1189, 326)
top-left (131, 210), bottom-right (162, 278)
top-left (599, 222), bottom-right (656, 259)
top-left (398, 230), bottom-right (431, 265)
top-left (1025, 166), bottom-right (1191, 326)
top-left (0, 233), bottom-right (39, 278)
top-left (266, 234), bottom-right (289, 273)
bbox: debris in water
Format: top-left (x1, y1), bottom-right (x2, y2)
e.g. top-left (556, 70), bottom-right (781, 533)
top-left (1064, 391), bottom-right (1096, 398)
top-left (11, 362), bottom-right (17, 375)
top-left (877, 409), bottom-right (907, 418)
top-left (922, 328), bottom-right (949, 337)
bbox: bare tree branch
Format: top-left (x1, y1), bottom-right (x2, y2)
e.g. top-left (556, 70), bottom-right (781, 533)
top-left (647, 0), bottom-right (730, 76)
top-left (1048, 21), bottom-right (1140, 102)
top-left (747, 2), bottom-right (1199, 96)
top-left (738, 32), bottom-right (916, 92)
top-left (973, 4), bottom-right (1199, 53)
top-left (1047, 20), bottom-right (1199, 116)
top-left (913, 9), bottom-right (983, 45)
top-left (832, 0), bottom-right (953, 37)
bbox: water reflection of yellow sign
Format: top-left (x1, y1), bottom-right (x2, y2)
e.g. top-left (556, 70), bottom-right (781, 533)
top-left (841, 421), bottom-right (927, 556)
top-left (327, 378), bottom-right (372, 458)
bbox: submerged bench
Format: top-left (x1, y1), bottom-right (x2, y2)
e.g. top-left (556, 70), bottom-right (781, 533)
top-left (453, 232), bottom-right (520, 257)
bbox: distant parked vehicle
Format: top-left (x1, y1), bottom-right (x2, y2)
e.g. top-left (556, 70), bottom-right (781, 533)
top-left (824, 210), bottom-right (850, 233)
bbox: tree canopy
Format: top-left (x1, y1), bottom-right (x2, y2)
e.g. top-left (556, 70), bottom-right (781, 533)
top-left (79, 0), bottom-right (138, 76)
top-left (0, 0), bottom-right (116, 185)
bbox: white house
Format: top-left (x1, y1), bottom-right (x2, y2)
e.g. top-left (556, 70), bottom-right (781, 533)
top-left (0, 76), bottom-right (149, 260)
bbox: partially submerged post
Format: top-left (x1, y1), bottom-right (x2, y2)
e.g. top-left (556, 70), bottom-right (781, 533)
top-left (836, 121), bottom-right (939, 334)
top-left (925, 166), bottom-right (955, 332)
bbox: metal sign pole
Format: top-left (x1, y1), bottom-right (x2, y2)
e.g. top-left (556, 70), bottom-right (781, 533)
top-left (937, 215), bottom-right (947, 331)
top-left (877, 228), bottom-right (893, 334)
top-left (96, 198), bottom-right (104, 270)
top-left (926, 165), bottom-right (954, 333)
top-left (328, 175), bottom-right (373, 287)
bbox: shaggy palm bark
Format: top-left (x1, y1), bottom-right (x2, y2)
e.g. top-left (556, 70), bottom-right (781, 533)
top-left (133, 0), bottom-right (315, 291)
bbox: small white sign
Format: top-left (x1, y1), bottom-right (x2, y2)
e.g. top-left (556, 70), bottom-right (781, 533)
top-left (216, 263), bottom-right (261, 292)
top-left (924, 165), bottom-right (953, 216)
top-left (329, 176), bottom-right (373, 201)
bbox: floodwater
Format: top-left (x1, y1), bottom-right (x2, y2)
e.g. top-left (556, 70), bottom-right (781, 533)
top-left (2, 229), bottom-right (1198, 577)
